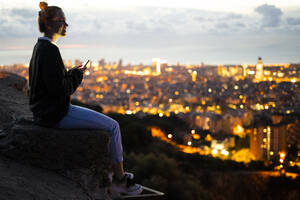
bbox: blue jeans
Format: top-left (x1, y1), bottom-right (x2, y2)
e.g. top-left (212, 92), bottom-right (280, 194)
top-left (55, 104), bottom-right (123, 164)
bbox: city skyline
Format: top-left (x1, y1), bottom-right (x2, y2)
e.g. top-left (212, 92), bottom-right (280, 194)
top-left (0, 0), bottom-right (300, 65)
top-left (1, 56), bottom-right (299, 165)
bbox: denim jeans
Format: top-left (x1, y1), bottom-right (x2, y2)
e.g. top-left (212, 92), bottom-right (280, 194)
top-left (55, 104), bottom-right (123, 164)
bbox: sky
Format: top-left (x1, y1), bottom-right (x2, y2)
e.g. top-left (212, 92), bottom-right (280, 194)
top-left (0, 0), bottom-right (300, 65)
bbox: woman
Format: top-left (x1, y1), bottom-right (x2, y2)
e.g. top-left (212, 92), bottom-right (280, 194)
top-left (29, 2), bottom-right (142, 195)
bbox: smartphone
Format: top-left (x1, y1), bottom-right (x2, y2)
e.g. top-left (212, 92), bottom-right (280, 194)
top-left (78, 60), bottom-right (90, 69)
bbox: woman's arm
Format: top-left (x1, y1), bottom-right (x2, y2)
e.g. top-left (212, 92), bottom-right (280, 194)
top-left (41, 45), bottom-right (83, 96)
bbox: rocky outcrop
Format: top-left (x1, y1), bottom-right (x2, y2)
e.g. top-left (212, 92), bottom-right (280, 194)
top-left (0, 71), bottom-right (31, 129)
top-left (0, 119), bottom-right (111, 199)
top-left (0, 156), bottom-right (89, 200)
top-left (0, 71), bottom-right (112, 200)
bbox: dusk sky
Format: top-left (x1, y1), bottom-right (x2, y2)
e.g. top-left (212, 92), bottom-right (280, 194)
top-left (0, 0), bottom-right (300, 65)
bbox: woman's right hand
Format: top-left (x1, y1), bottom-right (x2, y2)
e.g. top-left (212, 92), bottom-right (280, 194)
top-left (76, 64), bottom-right (87, 73)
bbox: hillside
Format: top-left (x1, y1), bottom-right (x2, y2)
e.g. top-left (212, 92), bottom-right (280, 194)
top-left (0, 71), bottom-right (300, 200)
top-left (0, 71), bottom-right (94, 200)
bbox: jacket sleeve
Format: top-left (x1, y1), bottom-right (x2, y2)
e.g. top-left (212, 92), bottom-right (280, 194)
top-left (41, 46), bottom-right (83, 96)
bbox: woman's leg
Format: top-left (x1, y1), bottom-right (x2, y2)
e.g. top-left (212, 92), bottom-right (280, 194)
top-left (56, 104), bottom-right (124, 178)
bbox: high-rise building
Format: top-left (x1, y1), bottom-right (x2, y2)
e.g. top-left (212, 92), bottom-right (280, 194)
top-left (74, 59), bottom-right (82, 66)
top-left (242, 64), bottom-right (248, 77)
top-left (98, 58), bottom-right (105, 67)
top-left (249, 114), bottom-right (286, 161)
top-left (152, 58), bottom-right (161, 75)
top-left (152, 58), bottom-right (167, 75)
top-left (67, 59), bottom-right (72, 67)
top-left (192, 71), bottom-right (197, 82)
top-left (255, 57), bottom-right (264, 81)
top-left (118, 58), bottom-right (123, 68)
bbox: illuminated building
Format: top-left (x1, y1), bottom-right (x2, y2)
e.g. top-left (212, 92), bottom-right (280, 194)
top-left (118, 58), bottom-right (123, 68)
top-left (98, 58), bottom-right (105, 67)
top-left (67, 59), bottom-right (72, 67)
top-left (211, 137), bottom-right (235, 152)
top-left (152, 58), bottom-right (167, 75)
top-left (248, 113), bottom-right (287, 161)
top-left (242, 64), bottom-right (248, 77)
top-left (74, 59), bottom-right (82, 66)
top-left (152, 58), bottom-right (161, 75)
top-left (192, 71), bottom-right (197, 82)
top-left (255, 57), bottom-right (264, 81)
top-left (194, 113), bottom-right (223, 133)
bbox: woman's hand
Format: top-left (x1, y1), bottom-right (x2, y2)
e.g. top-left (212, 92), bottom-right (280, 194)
top-left (76, 64), bottom-right (87, 73)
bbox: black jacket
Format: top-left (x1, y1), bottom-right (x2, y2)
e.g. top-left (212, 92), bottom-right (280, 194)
top-left (29, 39), bottom-right (83, 127)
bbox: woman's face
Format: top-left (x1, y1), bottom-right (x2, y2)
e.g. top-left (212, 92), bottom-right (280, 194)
top-left (52, 10), bottom-right (68, 37)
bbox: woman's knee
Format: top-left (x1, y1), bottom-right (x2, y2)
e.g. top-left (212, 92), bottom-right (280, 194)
top-left (103, 116), bottom-right (120, 134)
top-left (111, 119), bottom-right (120, 132)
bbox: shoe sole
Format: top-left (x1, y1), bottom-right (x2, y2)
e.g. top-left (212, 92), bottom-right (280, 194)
top-left (120, 185), bottom-right (143, 196)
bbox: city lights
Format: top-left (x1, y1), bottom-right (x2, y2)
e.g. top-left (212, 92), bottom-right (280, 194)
top-left (280, 152), bottom-right (286, 159)
top-left (280, 165), bottom-right (283, 169)
top-left (264, 105), bottom-right (269, 109)
top-left (192, 134), bottom-right (201, 140)
top-left (233, 125), bottom-right (245, 137)
top-left (212, 149), bottom-right (218, 155)
top-left (1, 57), bottom-right (299, 166)
top-left (125, 110), bottom-right (133, 115)
top-left (221, 149), bottom-right (229, 156)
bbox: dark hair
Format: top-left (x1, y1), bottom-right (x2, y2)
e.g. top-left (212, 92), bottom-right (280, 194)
top-left (38, 2), bottom-right (62, 33)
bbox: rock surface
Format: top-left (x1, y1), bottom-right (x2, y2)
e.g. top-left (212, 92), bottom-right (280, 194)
top-left (0, 156), bottom-right (89, 200)
top-left (0, 71), bottom-right (112, 200)
top-left (0, 71), bottom-right (31, 129)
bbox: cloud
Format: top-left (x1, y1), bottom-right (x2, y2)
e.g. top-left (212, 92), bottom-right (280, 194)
top-left (194, 16), bottom-right (207, 22)
top-left (0, 8), bottom-right (38, 38)
top-left (0, 6), bottom-right (300, 52)
top-left (215, 22), bottom-right (229, 29)
top-left (1, 5), bottom-right (300, 65)
top-left (10, 8), bottom-right (35, 19)
top-left (0, 6), bottom-right (253, 39)
top-left (255, 4), bottom-right (283, 27)
top-left (126, 21), bottom-right (148, 32)
top-left (287, 17), bottom-right (300, 25)
top-left (222, 13), bottom-right (243, 20)
top-left (234, 23), bottom-right (245, 28)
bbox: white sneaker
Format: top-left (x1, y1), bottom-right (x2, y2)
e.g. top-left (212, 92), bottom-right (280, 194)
top-left (112, 172), bottom-right (143, 196)
top-left (124, 172), bottom-right (134, 179)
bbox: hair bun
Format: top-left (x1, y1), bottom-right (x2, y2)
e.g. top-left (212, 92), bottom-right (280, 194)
top-left (39, 2), bottom-right (48, 11)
